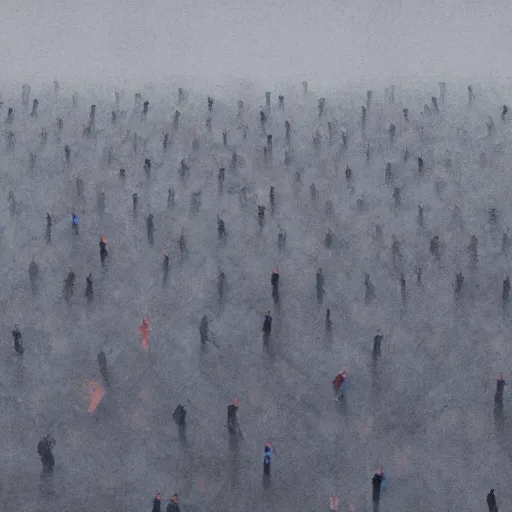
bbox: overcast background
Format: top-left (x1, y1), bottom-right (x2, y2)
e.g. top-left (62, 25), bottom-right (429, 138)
top-left (1, 0), bottom-right (512, 89)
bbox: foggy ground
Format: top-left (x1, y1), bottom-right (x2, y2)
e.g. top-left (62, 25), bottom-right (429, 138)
top-left (1, 80), bottom-right (512, 511)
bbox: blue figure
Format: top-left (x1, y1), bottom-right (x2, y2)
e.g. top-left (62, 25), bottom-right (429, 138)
top-left (71, 213), bottom-right (79, 235)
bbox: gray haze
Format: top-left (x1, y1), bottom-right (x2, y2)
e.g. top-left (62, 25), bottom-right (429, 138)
top-left (2, 0), bottom-right (512, 87)
top-left (1, 80), bottom-right (512, 512)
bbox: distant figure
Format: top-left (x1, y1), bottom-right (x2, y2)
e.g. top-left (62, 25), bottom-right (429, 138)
top-left (152, 493), bottom-right (161, 512)
top-left (365, 274), bottom-right (375, 303)
top-left (487, 489), bottom-right (498, 512)
top-left (147, 214), bottom-right (154, 245)
top-left (37, 435), bottom-right (55, 472)
top-left (502, 105), bottom-right (508, 122)
top-left (373, 329), bottom-right (383, 357)
top-left (166, 494), bottom-right (180, 512)
top-left (262, 311), bottom-right (272, 339)
top-left (269, 186), bottom-right (275, 212)
top-left (263, 441), bottom-right (273, 480)
top-left (199, 315), bottom-right (209, 343)
top-left (372, 468), bottom-right (384, 512)
top-left (454, 272), bottom-right (464, 295)
top-left (13, 325), bottom-right (23, 354)
top-left (76, 176), bottom-right (84, 197)
top-left (71, 213), bottom-right (79, 235)
top-left (430, 236), bottom-right (440, 261)
top-left (227, 397), bottom-right (240, 436)
top-left (29, 257), bottom-right (39, 291)
top-left (179, 229), bottom-right (187, 258)
top-left (163, 250), bottom-right (169, 275)
top-left (85, 273), bottom-right (93, 300)
top-left (168, 189), bottom-right (175, 210)
top-left (418, 157), bottom-right (424, 173)
top-left (218, 168), bottom-right (225, 192)
top-left (97, 351), bottom-right (110, 387)
top-left (46, 213), bottom-right (52, 244)
top-left (217, 216), bottom-right (226, 239)
top-left (172, 404), bottom-right (187, 431)
top-left (333, 370), bottom-right (346, 401)
top-left (399, 273), bottom-right (406, 301)
top-left (257, 205), bottom-right (265, 227)
top-left (503, 276), bottom-right (510, 303)
top-left (468, 235), bottom-right (478, 265)
top-left (144, 158), bottom-right (151, 176)
top-left (132, 193), bottom-right (138, 212)
top-left (310, 182), bottom-right (317, 201)
top-left (325, 229), bottom-right (333, 249)
top-left (495, 373), bottom-right (506, 407)
top-left (316, 268), bottom-right (325, 303)
top-left (99, 236), bottom-right (108, 266)
top-left (417, 205), bottom-right (424, 227)
top-left (119, 168), bottom-right (125, 182)
top-left (64, 270), bottom-right (76, 301)
top-left (271, 267), bottom-right (279, 302)
top-left (415, 267), bottom-right (422, 286)
top-left (325, 309), bottom-right (332, 331)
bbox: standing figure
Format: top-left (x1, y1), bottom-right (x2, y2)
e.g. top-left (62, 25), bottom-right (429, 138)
top-left (13, 325), bottom-right (23, 354)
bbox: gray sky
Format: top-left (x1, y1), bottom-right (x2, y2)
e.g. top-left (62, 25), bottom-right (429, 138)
top-left (1, 0), bottom-right (511, 88)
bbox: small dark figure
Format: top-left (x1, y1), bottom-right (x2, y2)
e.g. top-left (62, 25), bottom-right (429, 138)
top-left (97, 351), bottom-right (110, 386)
top-left (237, 100), bottom-right (244, 117)
top-left (285, 120), bottom-right (291, 144)
top-left (430, 236), bottom-right (440, 261)
top-left (399, 273), bottom-right (406, 301)
top-left (431, 97), bottom-right (439, 113)
top-left (393, 187), bottom-right (401, 209)
top-left (218, 168), bottom-right (225, 191)
top-left (71, 213), bottom-right (79, 235)
top-left (37, 435), bottom-right (55, 472)
top-left (487, 489), bottom-right (497, 512)
top-left (365, 273), bottom-right (375, 303)
top-left (265, 92), bottom-right (271, 110)
top-left (389, 123), bottom-right (395, 143)
top-left (316, 268), bottom-right (325, 303)
top-left (271, 267), bottom-right (279, 302)
top-left (372, 468), bottom-right (383, 512)
top-left (278, 95), bottom-right (284, 109)
top-left (489, 208), bottom-right (497, 224)
top-left (85, 273), bottom-right (93, 300)
top-left (417, 205), bottom-right (424, 227)
top-left (217, 216), bottom-right (226, 239)
top-left (222, 129), bottom-right (227, 147)
top-left (325, 200), bottom-right (334, 217)
top-left (325, 229), bottom-right (333, 249)
top-left (190, 191), bottom-right (201, 214)
top-left (152, 493), bottom-right (162, 512)
top-left (263, 441), bottom-right (272, 480)
top-left (99, 236), bottom-right (108, 266)
top-left (132, 193), bottom-right (138, 212)
top-left (208, 96), bottom-right (214, 112)
top-left (277, 230), bottom-right (287, 251)
top-left (361, 106), bottom-right (366, 129)
top-left (503, 276), bottom-right (510, 303)
top-left (166, 494), bottom-right (180, 512)
top-left (227, 397), bottom-right (240, 436)
top-left (366, 89), bottom-right (372, 108)
top-left (111, 111), bottom-right (117, 124)
top-left (173, 110), bottom-right (180, 130)
top-left (468, 235), bottom-right (478, 265)
top-left (199, 315), bottom-right (208, 343)
top-left (267, 134), bottom-right (272, 153)
top-left (168, 189), bottom-right (175, 210)
top-left (415, 267), bottom-right (422, 286)
top-left (230, 151), bottom-right (238, 172)
top-left (502, 105), bottom-right (508, 122)
top-left (163, 132), bottom-right (169, 150)
top-left (318, 97), bottom-right (325, 117)
top-left (31, 99), bottom-right (38, 118)
top-left (260, 110), bottom-right (267, 128)
top-left (310, 182), bottom-right (317, 200)
top-left (179, 229), bottom-right (187, 257)
top-left (64, 145), bottom-right (71, 165)
top-left (29, 257), bottom-right (39, 291)
top-left (64, 270), bottom-right (76, 301)
top-left (345, 166), bottom-right (352, 187)
top-left (366, 143), bottom-right (371, 162)
top-left (502, 231), bottom-right (510, 252)
top-left (162, 250), bottom-right (169, 280)
top-left (262, 311), bottom-right (272, 338)
top-left (46, 213), bottom-right (52, 243)
top-left (6, 107), bottom-right (14, 123)
top-left (143, 100), bottom-right (149, 117)
top-left (218, 269), bottom-right (225, 298)
top-left (454, 272), bottom-right (464, 295)
top-left (269, 186), bottom-right (275, 211)
top-left (325, 309), bottom-right (332, 331)
top-left (147, 214), bottom-right (155, 245)
top-left (76, 176), bottom-right (84, 197)
top-left (144, 158), bottom-right (151, 176)
top-left (418, 157), bottom-right (424, 173)
top-left (172, 404), bottom-right (187, 431)
top-left (179, 159), bottom-right (189, 178)
top-left (373, 328), bottom-right (383, 357)
top-left (495, 373), bottom-right (506, 407)
top-left (206, 116), bottom-right (212, 132)
top-left (385, 163), bottom-right (392, 184)
top-left (258, 205), bottom-right (265, 226)
top-left (13, 325), bottom-right (23, 354)
top-left (403, 108), bottom-right (409, 122)
top-left (392, 235), bottom-right (401, 256)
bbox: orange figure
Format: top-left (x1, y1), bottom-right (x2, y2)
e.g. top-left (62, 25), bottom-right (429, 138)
top-left (83, 380), bottom-right (105, 413)
top-left (139, 318), bottom-right (149, 351)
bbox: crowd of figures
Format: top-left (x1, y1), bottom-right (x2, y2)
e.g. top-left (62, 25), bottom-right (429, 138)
top-left (3, 78), bottom-right (512, 511)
